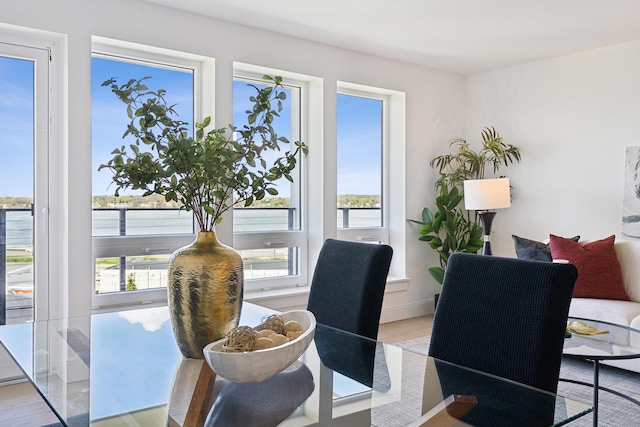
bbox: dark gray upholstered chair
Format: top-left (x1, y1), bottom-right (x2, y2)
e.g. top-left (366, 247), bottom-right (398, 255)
top-left (428, 252), bottom-right (577, 394)
top-left (307, 238), bottom-right (393, 389)
top-left (306, 238), bottom-right (393, 339)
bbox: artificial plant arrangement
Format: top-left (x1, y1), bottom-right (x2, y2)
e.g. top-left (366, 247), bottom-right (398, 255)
top-left (410, 127), bottom-right (521, 284)
top-left (98, 75), bottom-right (308, 231)
top-left (99, 75), bottom-right (309, 359)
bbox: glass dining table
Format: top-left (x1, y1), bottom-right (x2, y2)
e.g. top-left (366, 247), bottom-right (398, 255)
top-left (0, 302), bottom-right (591, 426)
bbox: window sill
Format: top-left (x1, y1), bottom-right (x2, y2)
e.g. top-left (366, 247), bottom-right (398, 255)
top-left (244, 285), bottom-right (310, 301)
top-left (385, 276), bottom-right (409, 292)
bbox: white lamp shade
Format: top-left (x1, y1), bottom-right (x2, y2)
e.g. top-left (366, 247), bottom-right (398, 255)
top-left (463, 178), bottom-right (511, 210)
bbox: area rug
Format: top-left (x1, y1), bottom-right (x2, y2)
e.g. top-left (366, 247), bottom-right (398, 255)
top-left (393, 336), bottom-right (640, 426)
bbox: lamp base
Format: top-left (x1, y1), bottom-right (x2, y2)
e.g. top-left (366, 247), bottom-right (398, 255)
top-left (478, 211), bottom-right (497, 256)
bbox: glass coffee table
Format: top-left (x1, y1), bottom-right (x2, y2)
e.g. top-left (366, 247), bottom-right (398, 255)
top-left (563, 316), bottom-right (640, 427)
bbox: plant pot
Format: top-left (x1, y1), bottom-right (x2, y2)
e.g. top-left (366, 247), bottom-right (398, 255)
top-left (168, 231), bottom-right (244, 359)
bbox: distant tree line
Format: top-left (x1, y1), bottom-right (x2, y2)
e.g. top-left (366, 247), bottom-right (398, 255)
top-left (246, 194), bottom-right (381, 208)
top-left (2, 194), bottom-right (381, 209)
top-left (0, 197), bottom-right (32, 208)
top-left (337, 194), bottom-right (381, 208)
top-left (92, 194), bottom-right (181, 208)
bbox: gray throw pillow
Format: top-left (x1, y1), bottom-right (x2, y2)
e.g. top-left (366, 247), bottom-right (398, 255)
top-left (512, 235), bottom-right (580, 262)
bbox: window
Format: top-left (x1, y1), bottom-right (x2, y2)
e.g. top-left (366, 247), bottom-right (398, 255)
top-left (89, 50), bottom-right (400, 306)
top-left (91, 41), bottom-right (210, 309)
top-left (336, 87), bottom-right (388, 244)
top-left (0, 42), bottom-right (50, 323)
top-left (232, 70), bottom-right (308, 293)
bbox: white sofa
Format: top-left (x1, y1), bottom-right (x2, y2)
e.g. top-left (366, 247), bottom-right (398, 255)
top-left (568, 238), bottom-right (640, 372)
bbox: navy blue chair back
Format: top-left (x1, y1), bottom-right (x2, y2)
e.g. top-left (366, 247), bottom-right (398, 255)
top-left (307, 238), bottom-right (393, 339)
top-left (428, 252), bottom-right (577, 393)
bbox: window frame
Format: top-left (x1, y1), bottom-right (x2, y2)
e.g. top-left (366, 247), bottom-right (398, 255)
top-left (90, 40), bottom-right (212, 310)
top-left (231, 68), bottom-right (309, 293)
top-left (335, 85), bottom-right (390, 245)
top-left (0, 41), bottom-right (51, 321)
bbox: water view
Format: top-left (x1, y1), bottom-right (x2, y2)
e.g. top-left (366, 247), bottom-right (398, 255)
top-left (1, 205), bottom-right (381, 297)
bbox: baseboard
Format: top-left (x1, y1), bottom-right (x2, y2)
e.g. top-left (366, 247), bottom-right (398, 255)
top-left (380, 298), bottom-right (434, 324)
top-left (249, 288), bottom-right (436, 325)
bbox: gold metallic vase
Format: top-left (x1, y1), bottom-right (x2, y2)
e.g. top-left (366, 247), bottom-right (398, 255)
top-left (168, 232), bottom-right (243, 359)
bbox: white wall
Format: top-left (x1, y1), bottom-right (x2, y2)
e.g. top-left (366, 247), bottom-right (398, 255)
top-left (465, 40), bottom-right (640, 256)
top-left (0, 0), bottom-right (466, 321)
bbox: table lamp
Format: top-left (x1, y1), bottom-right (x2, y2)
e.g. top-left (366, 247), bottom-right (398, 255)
top-left (463, 178), bottom-right (511, 255)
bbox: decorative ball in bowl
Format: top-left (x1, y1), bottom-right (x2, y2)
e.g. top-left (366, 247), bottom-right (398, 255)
top-left (203, 310), bottom-right (316, 383)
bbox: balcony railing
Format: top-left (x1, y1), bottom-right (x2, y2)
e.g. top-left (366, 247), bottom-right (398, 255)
top-left (0, 206), bottom-right (381, 324)
top-left (0, 208), bottom-right (33, 325)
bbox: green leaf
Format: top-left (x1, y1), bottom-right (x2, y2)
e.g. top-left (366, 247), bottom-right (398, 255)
top-left (447, 193), bottom-right (463, 210)
top-left (421, 207), bottom-right (434, 224)
top-left (428, 267), bottom-right (445, 285)
top-left (419, 224), bottom-right (434, 234)
top-left (432, 216), bottom-right (442, 230)
top-left (430, 237), bottom-right (443, 247)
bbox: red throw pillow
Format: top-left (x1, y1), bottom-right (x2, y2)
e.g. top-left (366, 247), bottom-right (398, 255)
top-left (549, 234), bottom-right (629, 300)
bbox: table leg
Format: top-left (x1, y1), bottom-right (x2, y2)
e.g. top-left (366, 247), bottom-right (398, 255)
top-left (560, 357), bottom-right (640, 425)
top-left (592, 360), bottom-right (599, 427)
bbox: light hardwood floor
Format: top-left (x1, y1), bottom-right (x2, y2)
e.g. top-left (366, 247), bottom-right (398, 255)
top-left (0, 315), bottom-right (433, 426)
top-left (0, 380), bottom-right (61, 426)
top-left (378, 314), bottom-right (433, 343)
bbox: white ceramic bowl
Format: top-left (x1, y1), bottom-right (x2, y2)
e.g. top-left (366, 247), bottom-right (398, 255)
top-left (203, 310), bottom-right (316, 383)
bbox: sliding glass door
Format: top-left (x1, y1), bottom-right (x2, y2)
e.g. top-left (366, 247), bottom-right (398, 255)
top-left (0, 43), bottom-right (49, 323)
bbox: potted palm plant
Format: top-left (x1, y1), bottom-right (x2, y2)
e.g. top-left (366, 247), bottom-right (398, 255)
top-left (99, 75), bottom-right (308, 358)
top-left (411, 127), bottom-right (520, 286)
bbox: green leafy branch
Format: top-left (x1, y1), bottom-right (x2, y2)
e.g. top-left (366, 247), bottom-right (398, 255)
top-left (98, 75), bottom-right (308, 232)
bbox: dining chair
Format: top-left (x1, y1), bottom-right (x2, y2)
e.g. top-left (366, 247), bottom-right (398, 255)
top-left (425, 358), bottom-right (559, 426)
top-left (306, 238), bottom-right (393, 339)
top-left (307, 239), bottom-right (393, 390)
top-left (428, 252), bottom-right (577, 394)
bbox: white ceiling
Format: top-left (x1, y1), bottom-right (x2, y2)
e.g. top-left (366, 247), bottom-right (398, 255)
top-left (141, 0), bottom-right (640, 74)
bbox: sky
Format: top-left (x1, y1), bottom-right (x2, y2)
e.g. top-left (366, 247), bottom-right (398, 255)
top-left (337, 94), bottom-right (382, 196)
top-left (0, 54), bottom-right (382, 200)
top-left (0, 56), bottom-right (34, 197)
top-left (91, 56), bottom-right (194, 196)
